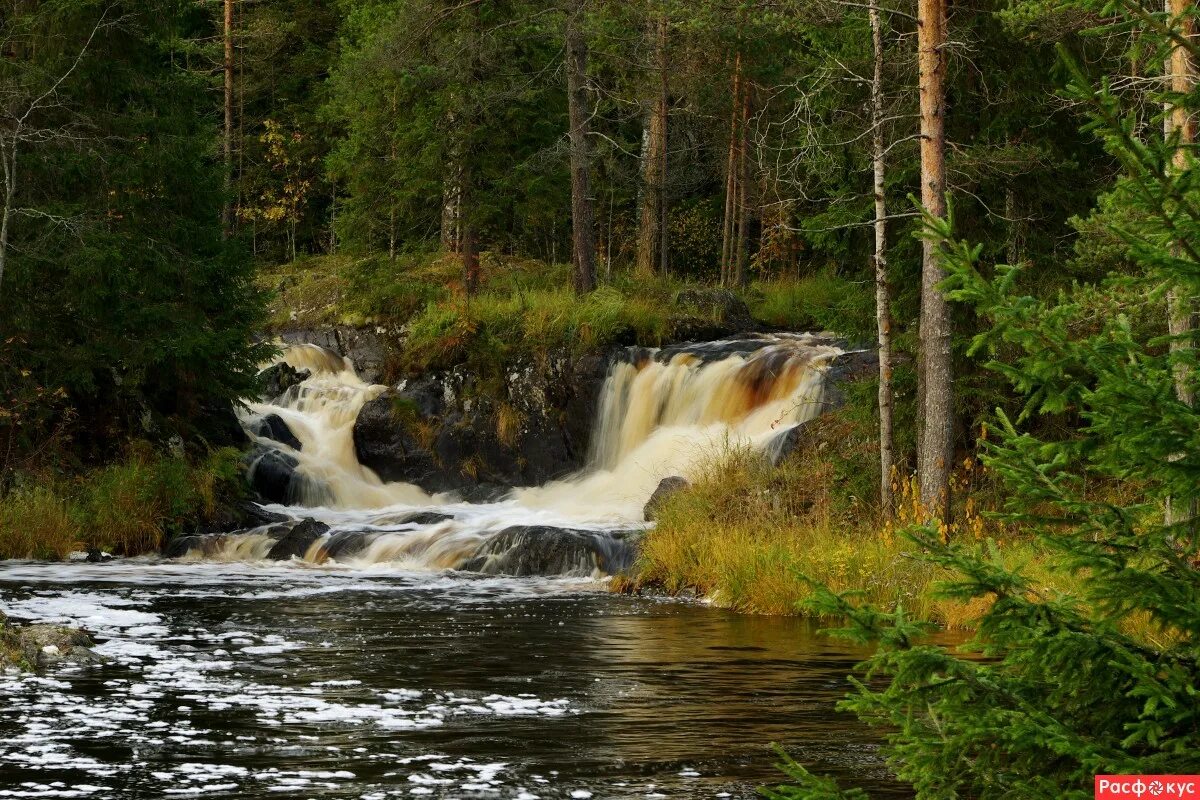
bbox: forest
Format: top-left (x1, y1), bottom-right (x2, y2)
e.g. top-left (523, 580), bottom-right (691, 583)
top-left (1, 0), bottom-right (1200, 796)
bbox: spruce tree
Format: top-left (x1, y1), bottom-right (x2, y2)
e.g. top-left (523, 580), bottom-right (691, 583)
top-left (766, 19), bottom-right (1200, 800)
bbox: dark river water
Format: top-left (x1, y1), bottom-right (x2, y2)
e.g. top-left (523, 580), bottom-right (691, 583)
top-left (0, 561), bottom-right (907, 799)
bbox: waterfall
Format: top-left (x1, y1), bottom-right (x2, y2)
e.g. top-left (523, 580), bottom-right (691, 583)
top-left (196, 334), bottom-right (843, 574)
top-left (241, 344), bottom-right (435, 509)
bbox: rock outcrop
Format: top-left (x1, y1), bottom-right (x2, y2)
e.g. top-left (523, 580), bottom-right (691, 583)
top-left (459, 525), bottom-right (642, 577)
top-left (352, 349), bottom-right (612, 494)
top-left (245, 413), bottom-right (302, 451)
top-left (258, 362), bottom-right (311, 402)
top-left (265, 518), bottom-right (330, 560)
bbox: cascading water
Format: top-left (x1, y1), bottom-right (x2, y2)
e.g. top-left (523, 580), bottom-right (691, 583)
top-left (195, 334), bottom-right (844, 575)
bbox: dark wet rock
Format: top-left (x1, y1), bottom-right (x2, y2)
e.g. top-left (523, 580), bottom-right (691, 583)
top-left (457, 484), bottom-right (511, 504)
top-left (266, 518), bottom-right (330, 560)
top-left (278, 326), bottom-right (392, 385)
top-left (258, 362), bottom-right (311, 401)
top-left (201, 399), bottom-right (250, 448)
top-left (245, 446), bottom-right (300, 505)
top-left (1, 613), bottom-right (101, 672)
top-left (84, 548), bottom-right (112, 563)
top-left (644, 476), bottom-right (690, 522)
top-left (239, 502), bottom-right (289, 528)
top-left (246, 413), bottom-right (302, 451)
top-left (316, 530), bottom-right (377, 561)
top-left (460, 526), bottom-right (643, 577)
top-left (162, 533), bottom-right (211, 559)
top-left (352, 350), bottom-right (612, 495)
top-left (396, 513), bottom-right (456, 525)
top-left (353, 393), bottom-right (441, 486)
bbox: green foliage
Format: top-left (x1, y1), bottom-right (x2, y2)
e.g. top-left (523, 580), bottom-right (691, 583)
top-left (1, 0), bottom-right (269, 469)
top-left (771, 18), bottom-right (1200, 795)
top-left (402, 284), bottom-right (672, 375)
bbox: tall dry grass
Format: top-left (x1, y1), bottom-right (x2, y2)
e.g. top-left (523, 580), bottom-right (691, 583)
top-left (0, 446), bottom-right (242, 560)
top-left (627, 425), bottom-right (1063, 630)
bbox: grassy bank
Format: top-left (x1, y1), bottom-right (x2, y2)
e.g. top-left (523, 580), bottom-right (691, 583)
top-left (621, 402), bottom-right (1081, 631)
top-left (0, 444), bottom-right (243, 560)
top-left (259, 252), bottom-right (871, 371)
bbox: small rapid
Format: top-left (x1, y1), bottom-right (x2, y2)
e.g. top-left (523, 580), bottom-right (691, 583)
top-left (222, 334), bottom-right (843, 575)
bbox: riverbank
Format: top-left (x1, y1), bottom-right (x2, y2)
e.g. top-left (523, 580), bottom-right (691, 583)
top-left (0, 445), bottom-right (245, 560)
top-left (618, 400), bottom-right (1062, 631)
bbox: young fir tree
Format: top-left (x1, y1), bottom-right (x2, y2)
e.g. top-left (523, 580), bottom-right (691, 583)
top-left (764, 24), bottom-right (1200, 800)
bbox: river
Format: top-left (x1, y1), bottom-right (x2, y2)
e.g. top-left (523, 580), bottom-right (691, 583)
top-left (0, 561), bottom-right (905, 799)
top-left (1, 335), bottom-right (905, 798)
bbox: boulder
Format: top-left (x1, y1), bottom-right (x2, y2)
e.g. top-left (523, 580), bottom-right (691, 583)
top-left (353, 393), bottom-right (441, 486)
top-left (643, 476), bottom-right (690, 521)
top-left (1, 614), bottom-right (101, 672)
top-left (245, 446), bottom-right (300, 504)
top-left (315, 530), bottom-right (377, 561)
top-left (266, 518), bottom-right (330, 560)
top-left (246, 413), bottom-right (302, 451)
top-left (351, 351), bottom-right (612, 495)
top-left (258, 362), bottom-right (310, 402)
top-left (460, 526), bottom-right (642, 577)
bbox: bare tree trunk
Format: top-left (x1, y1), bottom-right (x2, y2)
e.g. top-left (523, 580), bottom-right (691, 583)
top-left (441, 167), bottom-right (460, 253)
top-left (1165, 0), bottom-right (1196, 527)
top-left (566, 0), bottom-right (596, 294)
top-left (917, 0), bottom-right (951, 526)
top-left (733, 87), bottom-right (750, 287)
top-left (871, 0), bottom-right (895, 517)
top-left (0, 144), bottom-right (15, 299)
top-left (223, 0), bottom-right (234, 239)
top-left (461, 165), bottom-right (479, 295)
top-left (720, 51), bottom-right (741, 286)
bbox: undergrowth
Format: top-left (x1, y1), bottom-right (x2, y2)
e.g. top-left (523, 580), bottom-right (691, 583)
top-left (0, 444), bottom-right (243, 560)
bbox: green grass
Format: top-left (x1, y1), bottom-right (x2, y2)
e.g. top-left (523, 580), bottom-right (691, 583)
top-left (0, 445), bottom-right (244, 559)
top-left (747, 271), bottom-right (875, 340)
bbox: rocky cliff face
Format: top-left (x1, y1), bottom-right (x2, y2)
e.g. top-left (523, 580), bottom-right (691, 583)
top-left (352, 349), bottom-right (613, 495)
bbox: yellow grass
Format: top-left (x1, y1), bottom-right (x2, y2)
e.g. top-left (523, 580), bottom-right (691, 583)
top-left (626, 440), bottom-right (1073, 630)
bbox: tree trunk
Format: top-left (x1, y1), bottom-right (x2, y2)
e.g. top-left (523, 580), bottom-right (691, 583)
top-left (636, 16), bottom-right (667, 277)
top-left (871, 0), bottom-right (895, 517)
top-left (733, 86), bottom-right (750, 287)
top-left (917, 0), bottom-right (952, 526)
top-left (566, 0), bottom-right (596, 294)
top-left (441, 166), bottom-right (460, 253)
top-left (0, 145), bottom-right (15, 300)
top-left (657, 15), bottom-right (669, 277)
top-left (720, 51), bottom-right (741, 286)
top-left (222, 0), bottom-right (234, 239)
top-left (1165, 0), bottom-right (1196, 527)
top-left (461, 167), bottom-right (480, 295)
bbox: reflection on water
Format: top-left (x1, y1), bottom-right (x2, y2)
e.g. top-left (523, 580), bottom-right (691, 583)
top-left (0, 561), bottom-right (910, 799)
